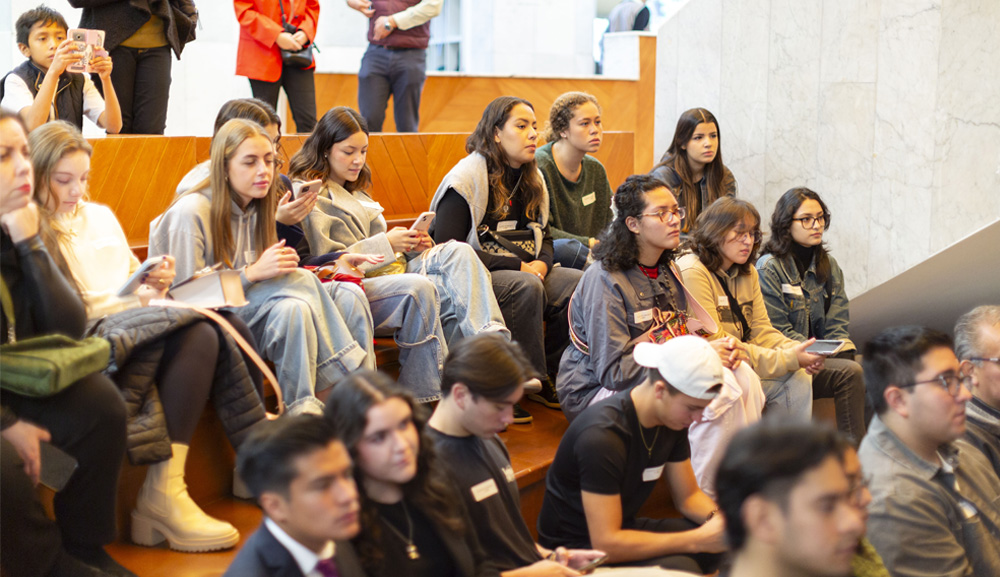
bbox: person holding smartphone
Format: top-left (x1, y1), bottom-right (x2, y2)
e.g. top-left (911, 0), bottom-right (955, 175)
top-left (756, 187), bottom-right (867, 439)
top-left (289, 106), bottom-right (509, 403)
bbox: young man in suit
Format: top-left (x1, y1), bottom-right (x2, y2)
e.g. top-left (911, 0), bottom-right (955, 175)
top-left (224, 416), bottom-right (365, 577)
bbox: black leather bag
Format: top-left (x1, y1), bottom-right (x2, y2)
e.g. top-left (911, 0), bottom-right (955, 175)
top-left (279, 1), bottom-right (314, 69)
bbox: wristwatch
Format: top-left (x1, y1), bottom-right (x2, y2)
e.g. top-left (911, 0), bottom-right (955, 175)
top-left (383, 20), bottom-right (393, 31)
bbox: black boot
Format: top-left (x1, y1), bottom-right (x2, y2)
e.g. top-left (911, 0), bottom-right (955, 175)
top-left (64, 545), bottom-right (139, 577)
top-left (512, 403), bottom-right (533, 424)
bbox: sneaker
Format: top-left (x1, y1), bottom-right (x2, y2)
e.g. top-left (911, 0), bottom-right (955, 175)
top-left (64, 545), bottom-right (138, 577)
top-left (512, 403), bottom-right (533, 424)
top-left (527, 377), bottom-right (561, 409)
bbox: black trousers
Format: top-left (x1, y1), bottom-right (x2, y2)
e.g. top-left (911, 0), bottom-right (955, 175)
top-left (1, 373), bottom-right (127, 576)
top-left (106, 45), bottom-right (173, 135)
top-left (249, 66), bottom-right (317, 133)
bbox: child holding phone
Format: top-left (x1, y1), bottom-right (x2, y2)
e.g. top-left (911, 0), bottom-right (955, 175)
top-left (757, 187), bottom-right (867, 438)
top-left (1, 6), bottom-right (121, 133)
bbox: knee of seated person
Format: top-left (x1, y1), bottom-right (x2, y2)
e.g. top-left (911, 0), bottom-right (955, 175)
top-left (79, 373), bottom-right (128, 427)
top-left (408, 274), bottom-right (437, 299)
top-left (270, 297), bottom-right (312, 322)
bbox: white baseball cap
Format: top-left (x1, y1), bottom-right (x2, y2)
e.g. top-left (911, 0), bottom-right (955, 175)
top-left (633, 336), bottom-right (723, 400)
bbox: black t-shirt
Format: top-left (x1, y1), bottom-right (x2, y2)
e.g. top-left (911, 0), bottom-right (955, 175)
top-left (537, 391), bottom-right (691, 549)
top-left (429, 429), bottom-right (542, 571)
top-left (373, 500), bottom-right (457, 577)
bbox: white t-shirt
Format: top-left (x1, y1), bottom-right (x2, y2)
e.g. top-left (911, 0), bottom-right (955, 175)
top-left (1, 70), bottom-right (106, 127)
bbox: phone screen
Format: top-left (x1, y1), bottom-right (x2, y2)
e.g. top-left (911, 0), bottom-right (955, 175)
top-left (805, 340), bottom-right (844, 355)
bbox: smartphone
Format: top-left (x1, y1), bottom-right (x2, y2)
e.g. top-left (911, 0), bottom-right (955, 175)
top-left (409, 211), bottom-right (435, 232)
top-left (292, 179), bottom-right (322, 199)
top-left (39, 441), bottom-right (79, 492)
top-left (67, 29), bottom-right (106, 74)
top-left (577, 554), bottom-right (609, 575)
top-left (805, 339), bottom-right (846, 356)
top-left (116, 255), bottom-right (167, 296)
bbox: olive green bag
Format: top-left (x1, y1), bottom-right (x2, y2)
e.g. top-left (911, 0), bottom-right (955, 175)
top-left (0, 277), bottom-right (110, 397)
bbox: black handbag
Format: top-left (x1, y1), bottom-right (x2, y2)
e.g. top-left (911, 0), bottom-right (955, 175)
top-left (477, 225), bottom-right (536, 262)
top-left (278, 0), bottom-right (315, 69)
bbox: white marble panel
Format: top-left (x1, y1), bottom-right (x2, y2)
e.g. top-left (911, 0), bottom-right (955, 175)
top-left (674, 0), bottom-right (722, 114)
top-left (931, 0), bottom-right (1000, 251)
top-left (819, 0), bottom-right (880, 83)
top-left (815, 82), bottom-right (876, 297)
top-left (654, 16), bottom-right (681, 162)
top-left (604, 34), bottom-right (641, 79)
top-left (719, 0), bottom-right (770, 209)
top-left (868, 0), bottom-right (941, 288)
top-left (764, 0), bottom-right (823, 211)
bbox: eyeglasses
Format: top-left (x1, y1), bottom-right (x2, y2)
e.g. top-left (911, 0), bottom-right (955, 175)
top-left (969, 357), bottom-right (1000, 367)
top-left (792, 214), bottom-right (828, 229)
top-left (640, 206), bottom-right (686, 224)
top-left (897, 373), bottom-right (970, 397)
top-left (730, 229), bottom-right (762, 244)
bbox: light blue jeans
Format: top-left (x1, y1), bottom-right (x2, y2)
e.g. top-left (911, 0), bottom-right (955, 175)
top-left (232, 270), bottom-right (375, 416)
top-left (365, 242), bottom-right (509, 402)
top-left (760, 368), bottom-right (813, 420)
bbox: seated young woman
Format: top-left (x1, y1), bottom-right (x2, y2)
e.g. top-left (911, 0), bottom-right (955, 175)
top-left (556, 174), bottom-right (763, 496)
top-left (325, 371), bottom-right (498, 577)
top-left (288, 107), bottom-right (509, 402)
top-left (535, 92), bottom-right (613, 269)
top-left (1, 110), bottom-right (132, 577)
top-left (29, 120), bottom-right (269, 552)
top-left (150, 118), bottom-right (376, 415)
top-left (649, 108), bottom-right (738, 234)
top-left (757, 188), bottom-right (867, 439)
top-left (429, 96), bottom-right (583, 416)
top-left (678, 197), bottom-right (825, 421)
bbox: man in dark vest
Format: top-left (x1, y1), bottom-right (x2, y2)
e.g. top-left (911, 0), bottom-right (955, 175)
top-left (347, 0), bottom-right (442, 133)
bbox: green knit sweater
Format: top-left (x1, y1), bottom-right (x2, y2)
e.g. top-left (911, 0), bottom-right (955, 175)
top-left (535, 142), bottom-right (614, 244)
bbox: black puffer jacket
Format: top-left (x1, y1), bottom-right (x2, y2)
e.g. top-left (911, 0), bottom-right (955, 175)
top-left (68, 0), bottom-right (198, 57)
top-left (92, 305), bottom-right (266, 464)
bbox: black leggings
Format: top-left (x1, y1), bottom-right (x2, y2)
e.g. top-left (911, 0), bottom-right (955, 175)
top-left (151, 313), bottom-right (263, 445)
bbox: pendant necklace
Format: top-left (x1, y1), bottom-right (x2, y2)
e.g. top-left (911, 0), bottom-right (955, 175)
top-left (381, 500), bottom-right (420, 560)
top-left (638, 422), bottom-right (659, 459)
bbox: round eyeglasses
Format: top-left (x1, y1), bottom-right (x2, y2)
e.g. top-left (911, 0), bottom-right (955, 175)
top-left (731, 229), bottom-right (762, 244)
top-left (640, 206), bottom-right (686, 224)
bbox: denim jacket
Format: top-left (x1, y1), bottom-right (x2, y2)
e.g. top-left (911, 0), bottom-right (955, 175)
top-left (755, 252), bottom-right (855, 352)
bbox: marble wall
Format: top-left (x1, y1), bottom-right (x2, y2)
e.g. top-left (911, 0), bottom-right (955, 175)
top-left (655, 0), bottom-right (1000, 297)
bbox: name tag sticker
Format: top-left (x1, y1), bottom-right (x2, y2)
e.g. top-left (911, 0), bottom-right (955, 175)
top-left (781, 283), bottom-right (803, 296)
top-left (582, 192), bottom-right (597, 206)
top-left (503, 466), bottom-right (516, 484)
top-left (496, 220), bottom-right (517, 232)
top-left (358, 200), bottom-right (384, 212)
top-left (642, 465), bottom-right (665, 482)
top-left (470, 478), bottom-right (499, 502)
top-left (718, 296), bottom-right (730, 308)
top-left (634, 309), bottom-right (654, 324)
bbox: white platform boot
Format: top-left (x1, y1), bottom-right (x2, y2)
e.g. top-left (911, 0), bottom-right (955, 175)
top-left (131, 443), bottom-right (240, 552)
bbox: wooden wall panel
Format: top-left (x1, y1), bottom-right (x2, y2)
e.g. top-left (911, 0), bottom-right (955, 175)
top-left (88, 131), bottom-right (633, 250)
top-left (295, 36), bottom-right (657, 174)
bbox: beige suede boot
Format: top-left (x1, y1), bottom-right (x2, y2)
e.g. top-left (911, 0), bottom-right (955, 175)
top-left (131, 443), bottom-right (240, 552)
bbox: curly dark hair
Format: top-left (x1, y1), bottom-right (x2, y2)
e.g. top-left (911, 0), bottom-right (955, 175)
top-left (688, 196), bottom-right (761, 275)
top-left (593, 174), bottom-right (678, 272)
top-left (466, 96), bottom-right (546, 220)
top-left (323, 371), bottom-right (463, 574)
top-left (541, 91), bottom-right (600, 144)
top-left (289, 106), bottom-right (372, 193)
top-left (651, 108), bottom-right (728, 224)
top-left (762, 187), bottom-right (832, 284)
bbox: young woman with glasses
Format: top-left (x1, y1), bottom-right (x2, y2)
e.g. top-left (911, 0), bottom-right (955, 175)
top-left (649, 108), bottom-right (738, 234)
top-left (679, 196), bottom-right (825, 422)
top-left (756, 187), bottom-right (868, 439)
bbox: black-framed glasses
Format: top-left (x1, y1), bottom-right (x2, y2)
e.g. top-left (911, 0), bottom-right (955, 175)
top-left (791, 214), bottom-right (829, 229)
top-left (897, 374), bottom-right (970, 397)
top-left (640, 206), bottom-right (686, 224)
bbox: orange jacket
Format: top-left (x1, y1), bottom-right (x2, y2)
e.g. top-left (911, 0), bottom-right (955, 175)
top-left (234, 0), bottom-right (319, 82)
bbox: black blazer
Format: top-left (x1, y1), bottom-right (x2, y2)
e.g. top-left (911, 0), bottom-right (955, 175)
top-left (223, 522), bottom-right (367, 577)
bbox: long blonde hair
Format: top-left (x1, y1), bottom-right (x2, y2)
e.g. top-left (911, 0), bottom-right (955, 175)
top-left (28, 121), bottom-right (93, 294)
top-left (181, 118), bottom-right (279, 267)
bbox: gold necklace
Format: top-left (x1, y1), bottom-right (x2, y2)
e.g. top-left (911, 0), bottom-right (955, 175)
top-left (380, 501), bottom-right (420, 560)
top-left (638, 422), bottom-right (659, 459)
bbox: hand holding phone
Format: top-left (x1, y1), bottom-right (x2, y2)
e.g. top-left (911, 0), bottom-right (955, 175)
top-left (291, 179), bottom-right (323, 200)
top-left (409, 211), bottom-right (435, 232)
top-left (66, 29), bottom-right (106, 74)
top-left (117, 256), bottom-right (167, 296)
top-left (804, 339), bottom-right (846, 356)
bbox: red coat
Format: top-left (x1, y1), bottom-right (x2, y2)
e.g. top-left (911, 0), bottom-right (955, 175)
top-left (234, 0), bottom-right (319, 82)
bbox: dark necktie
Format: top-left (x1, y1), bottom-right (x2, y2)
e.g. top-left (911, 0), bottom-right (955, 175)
top-left (315, 558), bottom-right (340, 577)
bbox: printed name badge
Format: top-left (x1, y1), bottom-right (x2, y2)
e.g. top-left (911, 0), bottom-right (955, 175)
top-left (582, 192), bottom-right (597, 206)
top-left (503, 466), bottom-right (516, 484)
top-left (470, 478), bottom-right (499, 502)
top-left (496, 220), bottom-right (518, 232)
top-left (642, 464), bottom-right (665, 483)
top-left (634, 309), bottom-right (654, 324)
top-left (781, 283), bottom-right (804, 296)
top-left (718, 296), bottom-right (730, 308)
